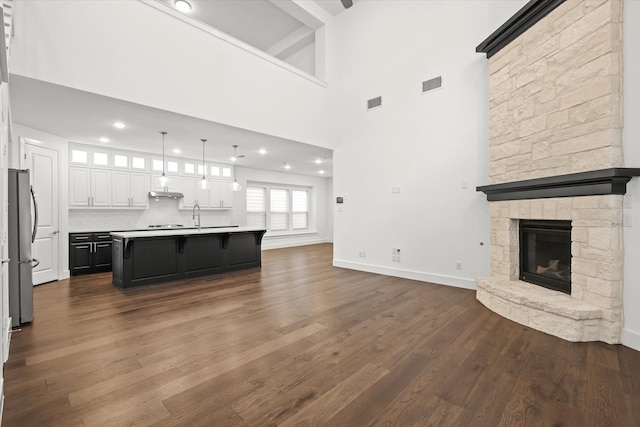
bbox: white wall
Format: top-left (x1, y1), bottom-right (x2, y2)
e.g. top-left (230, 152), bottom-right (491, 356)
top-left (622, 0), bottom-right (640, 350)
top-left (10, 0), bottom-right (333, 150)
top-left (234, 167), bottom-right (333, 249)
top-left (12, 123), bottom-right (70, 279)
top-left (329, 0), bottom-right (501, 289)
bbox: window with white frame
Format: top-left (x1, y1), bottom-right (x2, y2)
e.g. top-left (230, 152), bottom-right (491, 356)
top-left (270, 189), bottom-right (289, 231)
top-left (132, 156), bottom-right (146, 169)
top-left (114, 154), bottom-right (128, 168)
top-left (246, 187), bottom-right (266, 228)
top-left (71, 149), bottom-right (88, 164)
top-left (291, 190), bottom-right (308, 229)
top-left (246, 184), bottom-right (311, 233)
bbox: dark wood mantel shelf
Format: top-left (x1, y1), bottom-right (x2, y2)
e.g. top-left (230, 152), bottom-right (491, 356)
top-left (477, 168), bottom-right (640, 201)
top-left (476, 0), bottom-right (566, 58)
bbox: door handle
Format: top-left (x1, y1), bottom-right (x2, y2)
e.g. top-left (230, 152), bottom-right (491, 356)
top-left (32, 259), bottom-right (40, 268)
top-left (1, 258), bottom-right (10, 264)
top-left (52, 230), bottom-right (59, 235)
top-left (31, 186), bottom-right (38, 243)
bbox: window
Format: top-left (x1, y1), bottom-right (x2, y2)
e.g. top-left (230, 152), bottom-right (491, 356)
top-left (114, 154), bottom-right (128, 168)
top-left (292, 190), bottom-right (308, 229)
top-left (197, 164), bottom-right (205, 175)
top-left (167, 161), bottom-right (178, 173)
top-left (184, 163), bottom-right (195, 174)
top-left (246, 187), bottom-right (266, 228)
top-left (132, 156), bottom-right (145, 169)
top-left (93, 152), bottom-right (108, 166)
top-left (270, 189), bottom-right (289, 231)
top-left (247, 184), bottom-right (311, 233)
top-left (210, 166), bottom-right (220, 176)
top-left (222, 167), bottom-right (232, 178)
top-left (152, 159), bottom-right (163, 171)
top-left (71, 149), bottom-right (88, 164)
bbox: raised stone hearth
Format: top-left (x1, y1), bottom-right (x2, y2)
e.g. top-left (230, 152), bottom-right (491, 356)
top-left (475, 0), bottom-right (630, 343)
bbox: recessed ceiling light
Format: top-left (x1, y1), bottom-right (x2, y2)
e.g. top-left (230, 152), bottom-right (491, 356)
top-left (315, 158), bottom-right (322, 164)
top-left (259, 148), bottom-right (267, 155)
top-left (173, 148), bottom-right (181, 154)
top-left (174, 0), bottom-right (191, 13)
top-left (283, 163), bottom-right (291, 170)
top-left (319, 170), bottom-right (325, 174)
top-left (99, 137), bottom-right (109, 143)
top-left (230, 156), bottom-right (237, 162)
top-left (113, 122), bottom-right (126, 129)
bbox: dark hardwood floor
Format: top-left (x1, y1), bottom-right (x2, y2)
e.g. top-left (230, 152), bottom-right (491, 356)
top-left (3, 243), bottom-right (640, 426)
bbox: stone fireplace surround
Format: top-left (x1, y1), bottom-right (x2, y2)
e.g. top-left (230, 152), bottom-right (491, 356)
top-left (475, 0), bottom-right (637, 344)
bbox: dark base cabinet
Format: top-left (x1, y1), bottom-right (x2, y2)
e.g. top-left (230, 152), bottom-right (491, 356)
top-left (69, 232), bottom-right (113, 276)
top-left (112, 230), bottom-right (266, 289)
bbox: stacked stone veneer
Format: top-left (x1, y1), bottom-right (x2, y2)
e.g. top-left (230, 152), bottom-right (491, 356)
top-left (477, 0), bottom-right (625, 343)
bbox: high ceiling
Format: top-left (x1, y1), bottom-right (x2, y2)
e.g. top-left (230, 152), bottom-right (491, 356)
top-left (8, 0), bottom-right (357, 178)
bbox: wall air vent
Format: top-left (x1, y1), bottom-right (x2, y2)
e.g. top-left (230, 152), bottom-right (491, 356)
top-left (367, 96), bottom-right (382, 110)
top-left (422, 76), bottom-right (442, 93)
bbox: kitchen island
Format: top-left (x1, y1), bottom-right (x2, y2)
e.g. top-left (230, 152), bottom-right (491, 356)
top-left (111, 227), bottom-right (267, 289)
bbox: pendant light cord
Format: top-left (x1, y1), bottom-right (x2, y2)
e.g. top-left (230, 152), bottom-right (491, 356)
top-left (160, 131), bottom-right (167, 176)
top-left (201, 139), bottom-right (207, 179)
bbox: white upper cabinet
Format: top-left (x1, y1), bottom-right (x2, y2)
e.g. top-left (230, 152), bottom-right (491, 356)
top-left (69, 143), bottom-right (234, 210)
top-left (69, 167), bottom-right (111, 207)
top-left (69, 167), bottom-right (91, 206)
top-left (90, 169), bottom-right (111, 207)
top-left (112, 171), bottom-right (148, 208)
top-left (130, 173), bottom-right (149, 207)
top-left (181, 176), bottom-right (198, 209)
top-left (211, 180), bottom-right (233, 208)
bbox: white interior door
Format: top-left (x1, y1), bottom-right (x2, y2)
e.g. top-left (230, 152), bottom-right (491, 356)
top-left (25, 143), bottom-right (59, 285)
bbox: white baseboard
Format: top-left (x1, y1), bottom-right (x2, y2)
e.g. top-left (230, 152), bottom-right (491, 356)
top-left (60, 269), bottom-right (71, 280)
top-left (621, 328), bottom-right (640, 351)
top-left (262, 238), bottom-right (332, 251)
top-left (332, 259), bottom-right (477, 290)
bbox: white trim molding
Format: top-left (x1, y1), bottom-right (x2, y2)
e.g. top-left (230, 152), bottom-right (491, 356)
top-left (332, 259), bottom-right (477, 290)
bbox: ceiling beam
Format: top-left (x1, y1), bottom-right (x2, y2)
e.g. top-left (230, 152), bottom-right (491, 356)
top-left (266, 26), bottom-right (315, 59)
top-left (269, 0), bottom-right (333, 30)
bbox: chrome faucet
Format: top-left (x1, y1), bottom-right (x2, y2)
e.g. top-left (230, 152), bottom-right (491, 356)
top-left (192, 202), bottom-right (201, 229)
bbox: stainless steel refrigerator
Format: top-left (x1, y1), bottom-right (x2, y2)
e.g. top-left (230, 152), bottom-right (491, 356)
top-left (8, 169), bottom-right (38, 327)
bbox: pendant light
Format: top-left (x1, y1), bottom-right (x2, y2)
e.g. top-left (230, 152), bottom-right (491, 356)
top-left (231, 144), bottom-right (242, 192)
top-left (199, 139), bottom-right (210, 190)
top-left (157, 131), bottom-right (169, 188)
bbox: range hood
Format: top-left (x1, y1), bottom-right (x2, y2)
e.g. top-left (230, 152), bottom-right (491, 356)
top-left (148, 191), bottom-right (184, 199)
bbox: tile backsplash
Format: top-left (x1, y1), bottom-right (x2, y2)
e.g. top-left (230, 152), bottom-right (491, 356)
top-left (69, 198), bottom-right (234, 231)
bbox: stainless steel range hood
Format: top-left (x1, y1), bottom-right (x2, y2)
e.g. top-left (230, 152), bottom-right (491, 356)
top-left (148, 191), bottom-right (184, 200)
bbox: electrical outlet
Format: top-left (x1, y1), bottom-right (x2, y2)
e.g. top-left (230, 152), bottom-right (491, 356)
top-left (392, 187), bottom-right (400, 194)
top-left (359, 251), bottom-right (367, 258)
top-left (456, 261), bottom-right (463, 270)
top-left (461, 181), bottom-right (468, 189)
top-left (392, 248), bottom-right (401, 262)
top-left (623, 213), bottom-right (633, 227)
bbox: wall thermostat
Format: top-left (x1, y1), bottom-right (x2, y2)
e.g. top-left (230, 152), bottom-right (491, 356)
top-left (336, 197), bottom-right (344, 204)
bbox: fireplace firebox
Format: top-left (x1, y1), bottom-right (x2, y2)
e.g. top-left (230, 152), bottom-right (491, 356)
top-left (519, 220), bottom-right (571, 294)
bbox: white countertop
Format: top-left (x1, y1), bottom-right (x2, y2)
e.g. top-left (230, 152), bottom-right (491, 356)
top-left (111, 227), bottom-right (266, 239)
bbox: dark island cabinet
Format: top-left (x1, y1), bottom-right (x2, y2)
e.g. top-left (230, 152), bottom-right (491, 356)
top-left (69, 232), bottom-right (113, 275)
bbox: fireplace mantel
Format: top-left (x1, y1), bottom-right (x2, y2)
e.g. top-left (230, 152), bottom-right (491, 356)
top-left (477, 168), bottom-right (640, 201)
top-left (476, 0), bottom-right (566, 58)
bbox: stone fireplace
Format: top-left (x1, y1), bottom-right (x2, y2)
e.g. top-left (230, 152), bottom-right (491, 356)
top-left (474, 0), bottom-right (640, 343)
